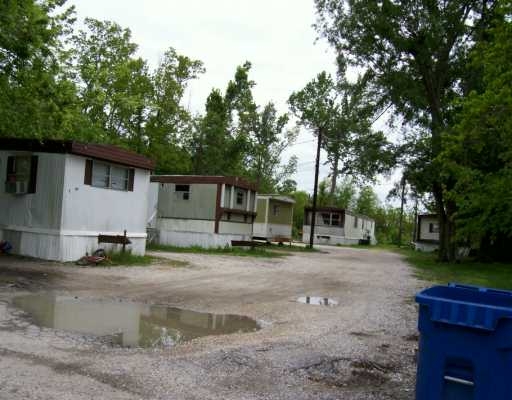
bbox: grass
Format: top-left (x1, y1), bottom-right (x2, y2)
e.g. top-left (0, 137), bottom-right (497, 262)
top-left (394, 246), bottom-right (512, 290)
top-left (147, 243), bottom-right (287, 258)
top-left (104, 252), bottom-right (189, 268)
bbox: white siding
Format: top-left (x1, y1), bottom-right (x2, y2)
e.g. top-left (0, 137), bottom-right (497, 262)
top-left (418, 216), bottom-right (439, 242)
top-left (253, 223), bottom-right (292, 239)
top-left (0, 151), bottom-right (149, 261)
top-left (61, 154), bottom-right (149, 234)
top-left (0, 152), bottom-right (65, 230)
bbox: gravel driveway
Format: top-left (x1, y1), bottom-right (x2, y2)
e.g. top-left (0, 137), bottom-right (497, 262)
top-left (0, 246), bottom-right (421, 399)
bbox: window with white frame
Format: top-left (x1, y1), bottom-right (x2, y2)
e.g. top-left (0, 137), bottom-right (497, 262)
top-left (273, 204), bottom-right (280, 216)
top-left (91, 161), bottom-right (129, 191)
top-left (175, 184), bottom-right (190, 200)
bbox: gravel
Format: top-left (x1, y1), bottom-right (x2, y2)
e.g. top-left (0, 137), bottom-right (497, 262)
top-left (0, 246), bottom-right (422, 399)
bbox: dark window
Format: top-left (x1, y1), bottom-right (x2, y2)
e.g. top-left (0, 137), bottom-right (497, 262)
top-left (5, 155), bottom-right (37, 194)
top-left (175, 184), bottom-right (190, 200)
top-left (429, 223), bottom-right (439, 233)
top-left (321, 213), bottom-right (331, 225)
top-left (354, 217), bottom-right (358, 228)
top-left (331, 213), bottom-right (341, 226)
top-left (273, 205), bottom-right (279, 216)
top-left (236, 190), bottom-right (244, 205)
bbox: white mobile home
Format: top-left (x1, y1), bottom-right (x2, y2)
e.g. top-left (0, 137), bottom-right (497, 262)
top-left (149, 175), bottom-right (258, 248)
top-left (302, 206), bottom-right (376, 246)
top-left (0, 138), bottom-right (154, 261)
top-left (253, 194), bottom-right (294, 242)
top-left (414, 214), bottom-right (439, 252)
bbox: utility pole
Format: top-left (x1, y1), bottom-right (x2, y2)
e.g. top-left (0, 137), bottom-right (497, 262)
top-left (309, 129), bottom-right (323, 248)
top-left (398, 175), bottom-right (406, 247)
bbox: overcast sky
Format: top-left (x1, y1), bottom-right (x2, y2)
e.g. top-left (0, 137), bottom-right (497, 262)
top-left (68, 0), bottom-right (399, 202)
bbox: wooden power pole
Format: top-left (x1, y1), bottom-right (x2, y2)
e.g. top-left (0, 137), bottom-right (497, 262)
top-left (309, 129), bottom-right (323, 248)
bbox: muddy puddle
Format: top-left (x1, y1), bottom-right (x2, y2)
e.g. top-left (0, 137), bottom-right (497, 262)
top-left (297, 296), bottom-right (338, 306)
top-left (13, 293), bottom-right (260, 347)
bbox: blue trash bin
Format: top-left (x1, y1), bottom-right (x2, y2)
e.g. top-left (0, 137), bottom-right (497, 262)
top-left (415, 283), bottom-right (512, 399)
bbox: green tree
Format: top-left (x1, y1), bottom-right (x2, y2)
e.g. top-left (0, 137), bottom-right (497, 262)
top-left (0, 0), bottom-right (84, 138)
top-left (289, 71), bottom-right (393, 204)
top-left (442, 4), bottom-right (512, 260)
top-left (315, 0), bottom-right (499, 261)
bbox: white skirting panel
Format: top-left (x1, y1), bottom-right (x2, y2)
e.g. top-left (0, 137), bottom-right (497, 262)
top-left (253, 223), bottom-right (292, 240)
top-left (157, 229), bottom-right (251, 248)
top-left (2, 229), bottom-right (146, 262)
top-left (414, 241), bottom-right (439, 252)
top-left (301, 232), bottom-right (361, 246)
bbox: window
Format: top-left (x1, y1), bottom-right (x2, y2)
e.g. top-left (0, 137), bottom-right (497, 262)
top-left (5, 155), bottom-right (38, 194)
top-left (273, 205), bottom-right (280, 216)
top-left (331, 213), bottom-right (341, 226)
top-left (321, 213), bottom-right (331, 225)
top-left (175, 184), bottom-right (190, 200)
top-left (87, 160), bottom-right (132, 191)
top-left (429, 223), bottom-right (439, 233)
top-left (354, 216), bottom-right (358, 228)
top-left (236, 190), bottom-right (244, 205)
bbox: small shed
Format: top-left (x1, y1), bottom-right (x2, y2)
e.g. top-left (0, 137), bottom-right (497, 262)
top-left (414, 214), bottom-right (439, 252)
top-left (149, 175), bottom-right (258, 248)
top-left (252, 194), bottom-right (294, 242)
top-left (0, 138), bottom-right (154, 261)
top-left (302, 206), bottom-right (376, 246)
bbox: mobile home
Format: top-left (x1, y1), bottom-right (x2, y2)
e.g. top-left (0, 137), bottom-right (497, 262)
top-left (149, 175), bottom-right (258, 248)
top-left (302, 206), bottom-right (376, 246)
top-left (0, 138), bottom-right (154, 261)
top-left (253, 194), bottom-right (294, 242)
top-left (414, 214), bottom-right (439, 252)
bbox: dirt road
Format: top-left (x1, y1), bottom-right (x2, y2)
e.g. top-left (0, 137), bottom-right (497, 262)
top-left (0, 246), bottom-right (421, 399)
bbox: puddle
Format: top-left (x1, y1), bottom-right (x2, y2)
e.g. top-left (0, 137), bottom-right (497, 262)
top-left (12, 294), bottom-right (260, 348)
top-left (297, 296), bottom-right (338, 306)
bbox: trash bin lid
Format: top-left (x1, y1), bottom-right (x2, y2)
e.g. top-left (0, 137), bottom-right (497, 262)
top-left (416, 283), bottom-right (512, 331)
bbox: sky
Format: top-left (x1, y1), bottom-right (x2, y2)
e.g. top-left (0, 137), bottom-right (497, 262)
top-left (68, 0), bottom-right (400, 202)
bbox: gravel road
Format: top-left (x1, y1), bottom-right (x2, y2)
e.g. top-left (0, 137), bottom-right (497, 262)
top-left (0, 246), bottom-right (422, 399)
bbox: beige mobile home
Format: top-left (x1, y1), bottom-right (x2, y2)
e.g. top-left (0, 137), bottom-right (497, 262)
top-left (0, 138), bottom-right (154, 261)
top-left (253, 194), bottom-right (294, 242)
top-left (302, 206), bottom-right (376, 246)
top-left (149, 175), bottom-right (258, 248)
top-left (414, 214), bottom-right (439, 252)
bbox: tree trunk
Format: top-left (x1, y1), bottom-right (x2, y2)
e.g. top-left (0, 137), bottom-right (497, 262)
top-left (329, 154), bottom-right (339, 206)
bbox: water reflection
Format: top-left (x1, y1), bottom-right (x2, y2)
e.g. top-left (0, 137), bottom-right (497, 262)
top-left (297, 296), bottom-right (338, 306)
top-left (13, 294), bottom-right (259, 348)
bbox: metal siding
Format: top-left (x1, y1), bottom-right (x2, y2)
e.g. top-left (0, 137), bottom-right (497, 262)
top-left (0, 151), bottom-right (65, 230)
top-left (254, 198), bottom-right (267, 223)
top-left (60, 154), bottom-right (149, 234)
top-left (157, 183), bottom-right (217, 220)
top-left (267, 199), bottom-right (293, 225)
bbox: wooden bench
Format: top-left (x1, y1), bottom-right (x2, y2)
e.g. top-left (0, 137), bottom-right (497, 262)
top-left (231, 240), bottom-right (265, 249)
top-left (98, 230), bottom-right (132, 252)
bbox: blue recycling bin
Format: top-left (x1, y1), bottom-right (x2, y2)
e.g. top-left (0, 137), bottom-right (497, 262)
top-left (416, 283), bottom-right (512, 399)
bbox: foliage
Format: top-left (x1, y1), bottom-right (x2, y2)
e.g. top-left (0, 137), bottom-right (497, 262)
top-left (192, 62), bottom-right (296, 190)
top-left (147, 243), bottom-right (287, 258)
top-left (105, 252), bottom-right (187, 267)
top-left (289, 70), bottom-right (394, 204)
top-left (441, 5), bottom-right (512, 260)
top-left (289, 190), bottom-right (310, 238)
top-left (314, 0), bottom-right (499, 261)
top-left (398, 247), bottom-right (512, 290)
top-left (0, 0), bottom-right (84, 138)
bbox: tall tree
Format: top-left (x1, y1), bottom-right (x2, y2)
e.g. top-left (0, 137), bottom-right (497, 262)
top-left (315, 0), bottom-right (499, 261)
top-left (442, 4), bottom-right (512, 260)
top-left (0, 0), bottom-right (83, 138)
top-left (247, 103), bottom-right (297, 192)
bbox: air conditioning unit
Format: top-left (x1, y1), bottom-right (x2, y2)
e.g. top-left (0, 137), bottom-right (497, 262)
top-left (15, 181), bottom-right (28, 195)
